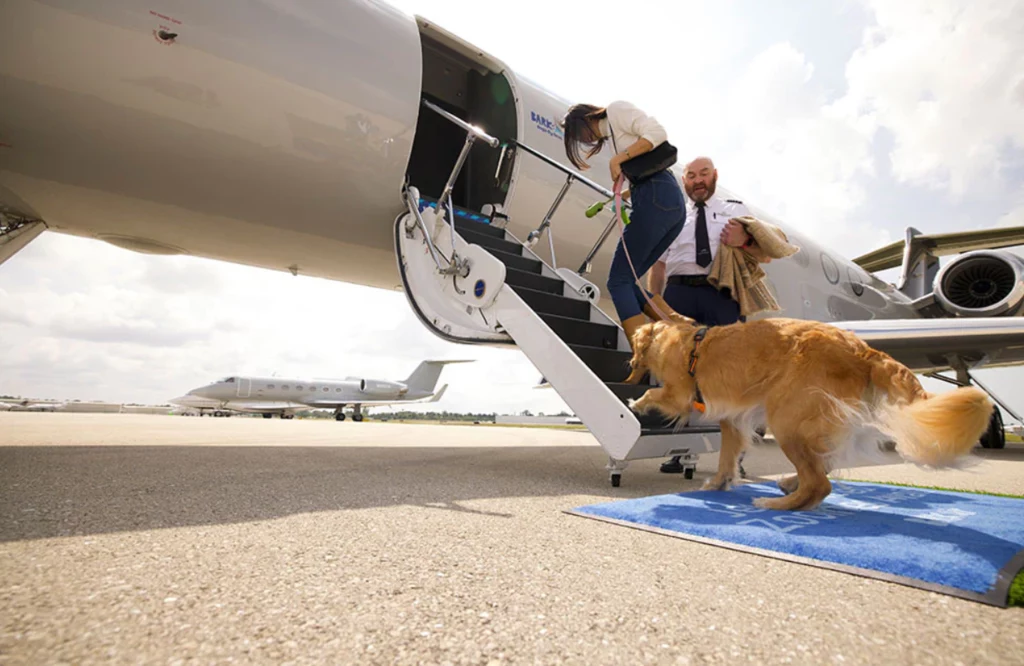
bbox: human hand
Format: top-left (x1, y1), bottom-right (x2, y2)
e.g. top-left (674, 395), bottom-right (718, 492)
top-left (609, 154), bottom-right (623, 183)
top-left (721, 218), bottom-right (751, 248)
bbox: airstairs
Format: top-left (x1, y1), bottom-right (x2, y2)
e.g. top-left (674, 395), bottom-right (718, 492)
top-left (395, 101), bottom-right (721, 486)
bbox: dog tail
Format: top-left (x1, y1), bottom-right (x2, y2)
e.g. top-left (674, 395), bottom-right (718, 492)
top-left (875, 383), bottom-right (994, 468)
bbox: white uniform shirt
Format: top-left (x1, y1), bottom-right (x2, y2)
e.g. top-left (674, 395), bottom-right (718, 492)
top-left (598, 100), bottom-right (668, 154)
top-left (660, 195), bottom-right (751, 277)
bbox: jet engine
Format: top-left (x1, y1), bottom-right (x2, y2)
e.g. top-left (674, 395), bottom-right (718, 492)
top-left (357, 379), bottom-right (406, 398)
top-left (933, 250), bottom-right (1024, 317)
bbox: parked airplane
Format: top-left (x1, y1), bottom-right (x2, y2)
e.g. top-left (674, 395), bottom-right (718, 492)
top-left (172, 360), bottom-right (463, 421)
top-left (0, 398), bottom-right (64, 412)
top-left (1, 1), bottom-right (1020, 482)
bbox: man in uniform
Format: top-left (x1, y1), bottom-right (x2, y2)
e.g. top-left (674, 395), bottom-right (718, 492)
top-left (648, 156), bottom-right (768, 474)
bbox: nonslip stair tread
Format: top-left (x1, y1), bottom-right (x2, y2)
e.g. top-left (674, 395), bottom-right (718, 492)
top-left (488, 248), bottom-right (543, 274)
top-left (511, 286), bottom-right (591, 319)
top-left (453, 216), bottom-right (507, 239)
top-left (458, 228), bottom-right (523, 256)
top-left (640, 425), bottom-right (721, 437)
top-left (539, 313), bottom-right (618, 349)
top-left (504, 267), bottom-right (563, 294)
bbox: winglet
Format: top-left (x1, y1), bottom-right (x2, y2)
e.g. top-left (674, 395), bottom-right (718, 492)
top-left (428, 384), bottom-right (448, 402)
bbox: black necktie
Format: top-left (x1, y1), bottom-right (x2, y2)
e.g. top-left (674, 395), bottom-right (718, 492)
top-left (694, 201), bottom-right (711, 267)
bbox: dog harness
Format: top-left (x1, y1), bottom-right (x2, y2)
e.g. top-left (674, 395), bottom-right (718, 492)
top-left (688, 327), bottom-right (709, 413)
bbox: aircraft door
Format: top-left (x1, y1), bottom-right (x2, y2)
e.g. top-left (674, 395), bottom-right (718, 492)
top-left (237, 378), bottom-right (251, 398)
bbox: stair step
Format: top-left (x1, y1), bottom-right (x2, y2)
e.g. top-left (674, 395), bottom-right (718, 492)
top-left (637, 411), bottom-right (684, 430)
top-left (540, 313), bottom-right (618, 349)
top-left (604, 382), bottom-right (654, 402)
top-left (454, 216), bottom-right (506, 240)
top-left (511, 286), bottom-right (591, 320)
top-left (459, 227), bottom-right (524, 256)
top-left (489, 248), bottom-right (542, 274)
top-left (568, 345), bottom-right (633, 383)
top-left (504, 267), bottom-right (563, 295)
top-left (641, 425), bottom-right (721, 437)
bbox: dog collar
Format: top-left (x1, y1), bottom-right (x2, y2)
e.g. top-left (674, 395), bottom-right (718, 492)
top-left (688, 327), bottom-right (709, 413)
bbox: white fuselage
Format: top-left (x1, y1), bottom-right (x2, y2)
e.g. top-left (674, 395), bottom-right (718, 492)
top-left (189, 376), bottom-right (414, 405)
top-left (0, 1), bottom-right (926, 328)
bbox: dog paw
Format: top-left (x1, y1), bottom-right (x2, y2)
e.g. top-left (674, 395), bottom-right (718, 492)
top-left (701, 475), bottom-right (733, 491)
top-left (628, 398), bottom-right (650, 414)
top-left (752, 497), bottom-right (777, 510)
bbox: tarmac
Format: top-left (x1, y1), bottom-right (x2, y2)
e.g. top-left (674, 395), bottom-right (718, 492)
top-left (1, 412), bottom-right (1022, 665)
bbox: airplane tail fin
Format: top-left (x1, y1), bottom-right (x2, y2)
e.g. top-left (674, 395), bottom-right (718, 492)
top-left (428, 384), bottom-right (448, 403)
top-left (402, 360), bottom-right (473, 393)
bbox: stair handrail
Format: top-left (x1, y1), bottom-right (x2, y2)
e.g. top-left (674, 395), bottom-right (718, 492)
top-left (511, 139), bottom-right (630, 275)
top-left (419, 99), bottom-right (501, 277)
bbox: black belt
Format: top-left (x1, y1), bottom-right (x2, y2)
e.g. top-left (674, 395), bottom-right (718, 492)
top-left (667, 274), bottom-right (709, 287)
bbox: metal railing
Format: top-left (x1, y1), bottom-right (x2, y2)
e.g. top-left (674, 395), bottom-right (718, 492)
top-left (511, 140), bottom-right (630, 274)
top-left (408, 100), bottom-right (501, 277)
top-left (407, 100), bottom-right (627, 278)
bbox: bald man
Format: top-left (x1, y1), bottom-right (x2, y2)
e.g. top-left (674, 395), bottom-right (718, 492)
top-left (648, 157), bottom-right (768, 474)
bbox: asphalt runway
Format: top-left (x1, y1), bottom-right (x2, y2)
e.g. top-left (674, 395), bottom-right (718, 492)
top-left (2, 413), bottom-right (1022, 665)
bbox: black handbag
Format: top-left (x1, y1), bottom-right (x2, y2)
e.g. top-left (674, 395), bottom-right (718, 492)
top-left (610, 128), bottom-right (677, 183)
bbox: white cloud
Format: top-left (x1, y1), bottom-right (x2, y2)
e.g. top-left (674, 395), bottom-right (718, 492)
top-left (844, 0), bottom-right (1024, 197)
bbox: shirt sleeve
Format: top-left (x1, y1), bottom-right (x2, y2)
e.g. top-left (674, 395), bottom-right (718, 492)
top-left (607, 100), bottom-right (668, 149)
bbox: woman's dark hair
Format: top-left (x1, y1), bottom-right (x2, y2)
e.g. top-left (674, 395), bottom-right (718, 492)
top-left (560, 104), bottom-right (608, 170)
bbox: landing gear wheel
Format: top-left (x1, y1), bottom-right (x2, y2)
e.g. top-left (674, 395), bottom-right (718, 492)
top-left (684, 467), bottom-right (694, 480)
top-left (979, 408), bottom-right (1005, 449)
top-left (610, 473), bottom-right (621, 487)
top-left (353, 414), bottom-right (364, 422)
top-left (336, 413), bottom-right (346, 422)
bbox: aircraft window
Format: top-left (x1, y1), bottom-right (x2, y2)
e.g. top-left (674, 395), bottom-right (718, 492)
top-left (847, 267), bottom-right (865, 297)
top-left (282, 385), bottom-right (290, 390)
top-left (323, 387), bottom-right (329, 392)
top-left (267, 384), bottom-right (275, 389)
top-left (218, 377), bottom-right (236, 383)
top-left (296, 386), bottom-right (304, 391)
top-left (309, 386), bottom-right (317, 392)
top-left (336, 388), bottom-right (342, 392)
top-left (821, 253), bottom-right (840, 285)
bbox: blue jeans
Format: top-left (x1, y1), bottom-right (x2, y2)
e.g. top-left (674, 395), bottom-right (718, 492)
top-left (606, 169), bottom-right (687, 321)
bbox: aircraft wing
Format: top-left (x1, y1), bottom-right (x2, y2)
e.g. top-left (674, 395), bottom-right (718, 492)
top-left (852, 226), bottom-right (1024, 272)
top-left (302, 384), bottom-right (450, 407)
top-left (829, 317), bottom-right (1024, 372)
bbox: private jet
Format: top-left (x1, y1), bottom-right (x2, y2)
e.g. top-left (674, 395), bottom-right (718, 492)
top-left (1, 0), bottom-right (1021, 484)
top-left (173, 360), bottom-right (464, 421)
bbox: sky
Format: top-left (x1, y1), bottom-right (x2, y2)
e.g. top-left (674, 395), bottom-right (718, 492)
top-left (2, 0), bottom-right (1023, 416)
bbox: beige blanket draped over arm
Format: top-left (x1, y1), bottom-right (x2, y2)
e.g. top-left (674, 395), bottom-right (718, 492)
top-left (705, 216), bottom-right (801, 317)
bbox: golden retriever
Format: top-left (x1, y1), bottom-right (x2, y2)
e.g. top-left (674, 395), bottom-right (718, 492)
top-left (625, 317), bottom-right (995, 511)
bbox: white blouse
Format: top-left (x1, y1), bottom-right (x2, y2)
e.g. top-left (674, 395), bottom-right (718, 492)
top-left (598, 100), bottom-right (669, 154)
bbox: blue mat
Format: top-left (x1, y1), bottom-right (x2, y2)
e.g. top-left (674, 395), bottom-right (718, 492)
top-left (569, 481), bottom-right (1024, 606)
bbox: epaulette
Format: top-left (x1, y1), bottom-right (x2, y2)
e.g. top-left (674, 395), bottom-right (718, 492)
top-left (726, 199), bottom-right (743, 204)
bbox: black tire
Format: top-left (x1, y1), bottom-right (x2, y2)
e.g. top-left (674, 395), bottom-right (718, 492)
top-left (336, 413), bottom-right (346, 422)
top-left (354, 415), bottom-right (364, 422)
top-left (684, 467), bottom-right (694, 480)
top-left (979, 408), bottom-right (1005, 450)
top-left (611, 474), bottom-right (621, 487)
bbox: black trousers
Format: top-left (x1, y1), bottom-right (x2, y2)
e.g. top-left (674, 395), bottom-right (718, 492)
top-left (662, 281), bottom-right (743, 327)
